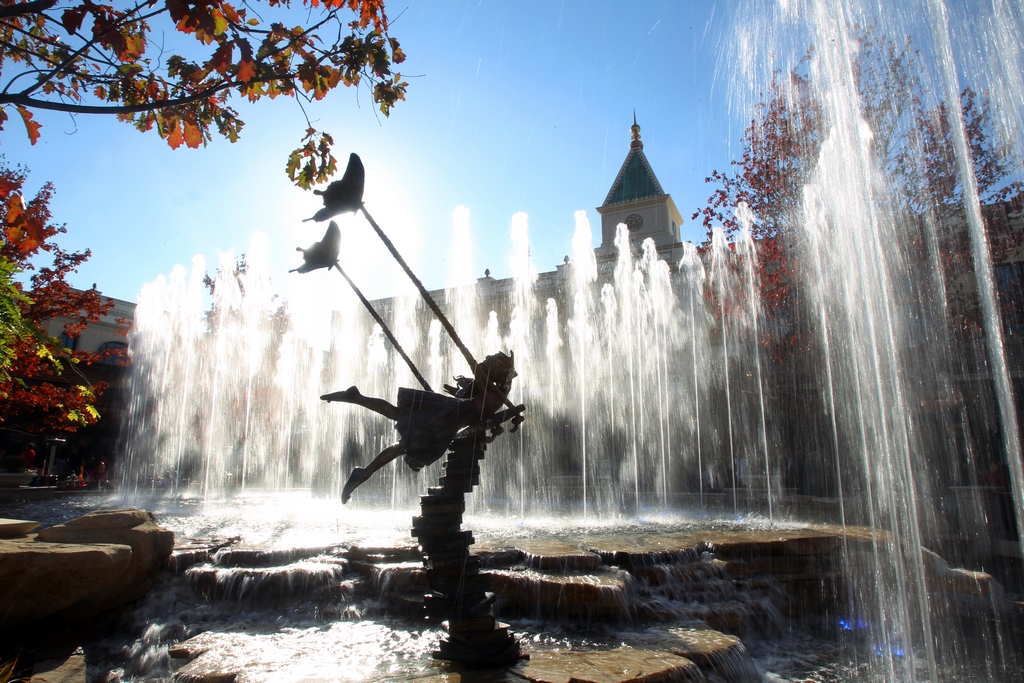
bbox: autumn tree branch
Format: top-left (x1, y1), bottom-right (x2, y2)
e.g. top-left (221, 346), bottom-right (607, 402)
top-left (0, 0), bottom-right (57, 20)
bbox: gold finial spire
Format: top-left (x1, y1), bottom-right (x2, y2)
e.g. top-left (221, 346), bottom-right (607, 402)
top-left (630, 111), bottom-right (643, 150)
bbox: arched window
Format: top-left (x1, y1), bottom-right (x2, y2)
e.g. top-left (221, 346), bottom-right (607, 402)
top-left (96, 340), bottom-right (128, 365)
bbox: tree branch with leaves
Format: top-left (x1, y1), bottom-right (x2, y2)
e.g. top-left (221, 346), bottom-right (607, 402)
top-left (0, 0), bottom-right (407, 188)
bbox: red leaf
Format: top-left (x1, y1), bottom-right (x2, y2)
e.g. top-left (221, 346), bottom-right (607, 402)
top-left (61, 7), bottom-right (87, 34)
top-left (15, 106), bottom-right (41, 145)
top-left (210, 42), bottom-right (233, 75)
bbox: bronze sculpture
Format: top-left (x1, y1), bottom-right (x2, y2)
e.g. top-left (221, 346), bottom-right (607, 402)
top-left (322, 351), bottom-right (523, 503)
top-left (293, 154), bottom-right (526, 665)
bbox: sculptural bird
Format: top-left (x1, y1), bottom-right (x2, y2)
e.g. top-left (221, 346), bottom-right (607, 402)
top-left (290, 221), bottom-right (341, 273)
top-left (304, 152), bottom-right (365, 222)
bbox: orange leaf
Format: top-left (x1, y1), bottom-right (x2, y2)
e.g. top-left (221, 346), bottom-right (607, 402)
top-left (182, 120), bottom-right (203, 149)
top-left (15, 106), bottom-right (41, 145)
top-left (5, 195), bottom-right (24, 224)
top-left (237, 58), bottom-right (256, 83)
top-left (167, 119), bottom-right (184, 150)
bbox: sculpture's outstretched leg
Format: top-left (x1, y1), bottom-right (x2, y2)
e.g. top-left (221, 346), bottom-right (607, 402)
top-left (342, 441), bottom-right (407, 503)
top-left (321, 386), bottom-right (400, 420)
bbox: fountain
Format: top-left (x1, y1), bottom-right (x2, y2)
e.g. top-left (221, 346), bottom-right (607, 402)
top-left (105, 1), bottom-right (1024, 681)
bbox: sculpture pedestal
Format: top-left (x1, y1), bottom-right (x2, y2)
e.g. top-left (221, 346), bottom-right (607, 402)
top-left (411, 435), bottom-right (523, 666)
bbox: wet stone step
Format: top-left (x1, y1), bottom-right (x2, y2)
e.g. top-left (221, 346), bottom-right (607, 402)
top-left (706, 531), bottom-right (840, 558)
top-left (424, 550), bottom-right (479, 567)
top-left (511, 647), bottom-right (703, 683)
top-left (167, 547), bottom-right (210, 574)
top-left (488, 568), bottom-right (637, 622)
top-left (344, 544), bottom-right (421, 563)
top-left (585, 535), bottom-right (707, 569)
top-left (630, 597), bottom-right (773, 635)
top-left (185, 561), bottom-right (347, 601)
top-left (349, 560), bottom-right (427, 593)
top-left (514, 540), bottom-right (604, 572)
top-left (476, 545), bottom-right (526, 568)
top-left (211, 545), bottom-right (338, 567)
top-left (631, 559), bottom-right (733, 589)
top-left (633, 626), bottom-right (760, 683)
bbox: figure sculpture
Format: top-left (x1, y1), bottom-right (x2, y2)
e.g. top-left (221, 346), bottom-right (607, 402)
top-left (293, 151), bottom-right (526, 665)
top-left (322, 351), bottom-right (524, 503)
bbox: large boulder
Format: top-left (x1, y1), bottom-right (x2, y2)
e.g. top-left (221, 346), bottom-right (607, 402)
top-left (0, 508), bottom-right (175, 627)
top-left (38, 508), bottom-right (174, 616)
top-left (0, 539), bottom-right (131, 627)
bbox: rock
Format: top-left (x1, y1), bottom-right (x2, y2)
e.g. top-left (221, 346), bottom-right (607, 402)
top-left (511, 647), bottom-right (705, 683)
top-left (585, 534), bottom-right (706, 569)
top-left (642, 627), bottom-right (759, 683)
top-left (630, 599), bottom-right (756, 634)
top-left (29, 652), bottom-right (87, 683)
top-left (514, 540), bottom-right (604, 572)
top-left (921, 547), bottom-right (1007, 606)
top-left (0, 518), bottom-right (39, 538)
top-left (476, 545), bottom-right (526, 568)
top-left (168, 634), bottom-right (238, 682)
top-left (172, 656), bottom-right (238, 683)
top-left (706, 530), bottom-right (828, 559)
top-left (0, 539), bottom-right (131, 627)
top-left (35, 508), bottom-right (174, 620)
top-left (489, 568), bottom-right (635, 621)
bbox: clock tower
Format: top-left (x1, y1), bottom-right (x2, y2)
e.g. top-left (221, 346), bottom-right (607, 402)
top-left (596, 116), bottom-right (684, 258)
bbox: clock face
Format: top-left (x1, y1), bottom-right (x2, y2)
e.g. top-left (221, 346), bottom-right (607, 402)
top-left (625, 213), bottom-right (644, 232)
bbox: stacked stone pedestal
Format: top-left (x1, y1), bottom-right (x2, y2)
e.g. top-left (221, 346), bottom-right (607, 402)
top-left (411, 435), bottom-right (522, 666)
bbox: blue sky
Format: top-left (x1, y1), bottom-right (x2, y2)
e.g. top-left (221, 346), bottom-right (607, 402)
top-left (7, 1), bottom-right (743, 303)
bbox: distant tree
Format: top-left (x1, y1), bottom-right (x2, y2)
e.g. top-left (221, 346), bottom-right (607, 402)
top-left (0, 162), bottom-right (118, 433)
top-left (694, 29), bottom-right (1024, 345)
top-left (692, 62), bottom-right (823, 355)
top-left (0, 0), bottom-right (406, 189)
top-left (851, 29), bottom-right (1024, 334)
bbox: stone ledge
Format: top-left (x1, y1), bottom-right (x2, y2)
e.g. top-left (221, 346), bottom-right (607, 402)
top-left (511, 647), bottom-right (704, 683)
